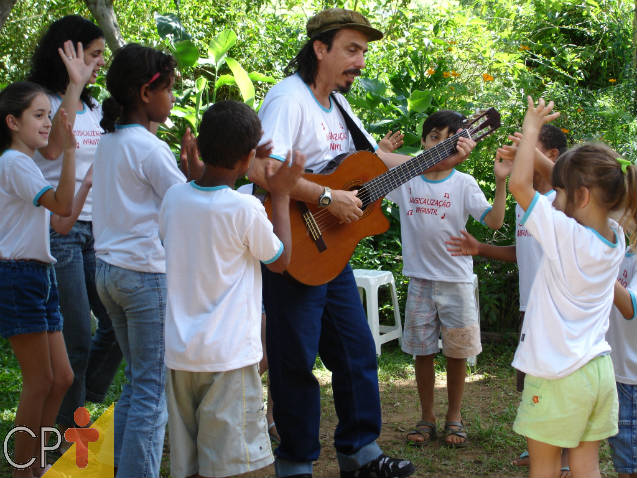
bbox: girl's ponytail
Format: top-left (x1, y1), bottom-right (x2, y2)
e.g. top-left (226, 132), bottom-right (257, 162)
top-left (0, 81), bottom-right (47, 153)
top-left (101, 96), bottom-right (123, 133)
top-left (102, 43), bottom-right (176, 130)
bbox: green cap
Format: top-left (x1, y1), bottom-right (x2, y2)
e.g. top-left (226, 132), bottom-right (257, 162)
top-left (306, 8), bottom-right (383, 41)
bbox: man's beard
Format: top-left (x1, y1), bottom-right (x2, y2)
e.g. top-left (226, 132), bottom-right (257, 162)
top-left (336, 69), bottom-right (362, 93)
top-left (336, 82), bottom-right (353, 94)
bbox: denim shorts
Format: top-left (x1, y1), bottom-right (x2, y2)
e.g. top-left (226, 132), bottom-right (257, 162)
top-left (0, 260), bottom-right (63, 338)
top-left (608, 382), bottom-right (637, 474)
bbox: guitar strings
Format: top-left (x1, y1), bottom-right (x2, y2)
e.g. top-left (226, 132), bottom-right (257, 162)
top-left (307, 113), bottom-right (498, 235)
top-left (307, 128), bottom-right (475, 228)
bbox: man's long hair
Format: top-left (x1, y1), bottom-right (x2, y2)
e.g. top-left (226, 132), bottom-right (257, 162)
top-left (284, 30), bottom-right (338, 84)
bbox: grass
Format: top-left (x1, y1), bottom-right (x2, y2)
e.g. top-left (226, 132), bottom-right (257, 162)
top-left (0, 339), bottom-right (618, 477)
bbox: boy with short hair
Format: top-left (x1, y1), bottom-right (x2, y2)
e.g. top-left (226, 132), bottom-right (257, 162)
top-left (387, 110), bottom-right (509, 447)
top-left (159, 100), bottom-right (305, 478)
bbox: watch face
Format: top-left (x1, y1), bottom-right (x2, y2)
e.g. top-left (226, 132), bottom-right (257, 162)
top-left (320, 196), bottom-right (331, 206)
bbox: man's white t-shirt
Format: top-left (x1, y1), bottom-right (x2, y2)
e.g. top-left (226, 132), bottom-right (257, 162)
top-left (607, 251), bottom-right (637, 385)
top-left (160, 182), bottom-right (283, 372)
top-left (386, 169), bottom-right (492, 282)
top-left (33, 95), bottom-right (102, 221)
top-left (258, 73), bottom-right (378, 171)
top-left (512, 193), bottom-right (625, 379)
top-left (92, 124), bottom-right (185, 273)
top-left (515, 190), bottom-right (556, 311)
top-left (0, 149), bottom-right (55, 263)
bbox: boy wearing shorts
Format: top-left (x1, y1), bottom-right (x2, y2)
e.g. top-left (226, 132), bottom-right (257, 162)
top-left (159, 101), bottom-right (304, 478)
top-left (386, 110), bottom-right (509, 447)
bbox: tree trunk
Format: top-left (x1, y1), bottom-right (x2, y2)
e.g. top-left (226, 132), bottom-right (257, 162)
top-left (0, 0), bottom-right (17, 31)
top-left (634, 0), bottom-right (637, 114)
top-left (83, 0), bottom-right (125, 52)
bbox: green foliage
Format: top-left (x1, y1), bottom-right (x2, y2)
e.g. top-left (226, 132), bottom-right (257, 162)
top-left (0, 0), bottom-right (634, 332)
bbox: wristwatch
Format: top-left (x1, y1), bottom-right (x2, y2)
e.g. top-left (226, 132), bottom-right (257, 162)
top-left (318, 186), bottom-right (332, 207)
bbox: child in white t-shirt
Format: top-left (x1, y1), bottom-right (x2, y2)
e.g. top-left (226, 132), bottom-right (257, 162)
top-left (0, 80), bottom-right (77, 477)
top-left (608, 251), bottom-right (637, 478)
top-left (160, 100), bottom-right (304, 478)
top-left (445, 125), bottom-right (568, 470)
top-left (387, 110), bottom-right (508, 447)
top-left (508, 96), bottom-right (637, 476)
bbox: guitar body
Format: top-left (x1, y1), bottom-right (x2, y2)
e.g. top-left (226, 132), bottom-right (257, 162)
top-left (263, 107), bottom-right (502, 286)
top-left (264, 151), bottom-right (390, 286)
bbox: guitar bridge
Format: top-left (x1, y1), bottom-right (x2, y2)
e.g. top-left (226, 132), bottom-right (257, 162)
top-left (298, 203), bottom-right (327, 252)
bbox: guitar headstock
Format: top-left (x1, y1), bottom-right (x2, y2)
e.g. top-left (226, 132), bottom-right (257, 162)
top-left (463, 108), bottom-right (501, 143)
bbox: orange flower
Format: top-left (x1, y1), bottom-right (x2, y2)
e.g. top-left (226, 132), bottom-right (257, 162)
top-left (448, 40), bottom-right (457, 45)
top-left (443, 71), bottom-right (451, 78)
top-left (451, 71), bottom-right (460, 77)
top-left (532, 395), bottom-right (539, 404)
top-left (518, 45), bottom-right (530, 51)
top-left (577, 107), bottom-right (583, 113)
top-left (427, 68), bottom-right (436, 76)
top-left (447, 47), bottom-right (453, 51)
top-left (482, 73), bottom-right (494, 82)
top-left (561, 128), bottom-right (569, 134)
top-left (609, 78), bottom-right (617, 83)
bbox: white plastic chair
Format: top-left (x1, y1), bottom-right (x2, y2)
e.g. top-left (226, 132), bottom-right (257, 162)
top-left (353, 269), bottom-right (403, 355)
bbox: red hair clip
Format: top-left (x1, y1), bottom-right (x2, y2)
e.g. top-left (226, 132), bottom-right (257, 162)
top-left (145, 72), bottom-right (160, 86)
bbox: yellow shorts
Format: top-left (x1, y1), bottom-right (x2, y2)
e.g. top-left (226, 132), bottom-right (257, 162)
top-left (513, 354), bottom-right (619, 448)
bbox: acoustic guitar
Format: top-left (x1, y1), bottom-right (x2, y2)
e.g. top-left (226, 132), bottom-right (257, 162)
top-left (264, 108), bottom-right (501, 286)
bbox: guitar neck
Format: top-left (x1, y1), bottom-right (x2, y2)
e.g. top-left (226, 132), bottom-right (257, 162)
top-left (360, 129), bottom-right (472, 208)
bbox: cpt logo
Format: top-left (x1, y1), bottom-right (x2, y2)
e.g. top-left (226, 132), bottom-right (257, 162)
top-left (3, 404), bottom-right (114, 477)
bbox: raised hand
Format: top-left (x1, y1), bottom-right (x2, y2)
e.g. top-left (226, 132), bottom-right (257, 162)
top-left (494, 150), bottom-right (513, 180)
top-left (179, 127), bottom-right (204, 180)
top-left (522, 96), bottom-right (560, 133)
top-left (445, 230), bottom-right (480, 256)
top-left (59, 108), bottom-right (77, 152)
top-left (378, 130), bottom-right (404, 153)
top-left (265, 150), bottom-right (306, 197)
top-left (58, 40), bottom-right (99, 89)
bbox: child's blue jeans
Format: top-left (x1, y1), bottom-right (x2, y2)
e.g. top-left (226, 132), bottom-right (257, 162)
top-left (95, 259), bottom-right (167, 478)
top-left (608, 382), bottom-right (637, 474)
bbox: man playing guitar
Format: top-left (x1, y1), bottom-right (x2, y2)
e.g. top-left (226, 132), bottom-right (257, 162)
top-left (248, 8), bottom-right (475, 478)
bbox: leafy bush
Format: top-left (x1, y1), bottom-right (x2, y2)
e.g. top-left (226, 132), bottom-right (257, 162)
top-left (1, 0), bottom-right (633, 332)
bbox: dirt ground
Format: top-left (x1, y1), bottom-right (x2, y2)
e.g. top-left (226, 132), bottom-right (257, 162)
top-left (239, 369), bottom-right (582, 478)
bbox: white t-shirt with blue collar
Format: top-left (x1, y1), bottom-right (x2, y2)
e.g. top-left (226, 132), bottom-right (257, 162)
top-left (258, 73), bottom-right (378, 172)
top-left (159, 182), bottom-right (283, 372)
top-left (92, 124), bottom-right (185, 273)
top-left (33, 95), bottom-right (103, 221)
top-left (386, 168), bottom-right (492, 282)
top-left (607, 251), bottom-right (637, 384)
top-left (515, 190), bottom-right (556, 311)
top-left (512, 193), bottom-right (625, 379)
top-left (0, 149), bottom-right (55, 262)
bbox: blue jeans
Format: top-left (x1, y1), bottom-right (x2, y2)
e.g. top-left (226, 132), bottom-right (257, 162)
top-left (263, 264), bottom-right (382, 477)
top-left (95, 260), bottom-right (168, 478)
top-left (608, 382), bottom-right (637, 474)
top-left (51, 221), bottom-right (122, 427)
